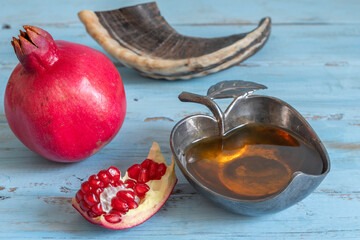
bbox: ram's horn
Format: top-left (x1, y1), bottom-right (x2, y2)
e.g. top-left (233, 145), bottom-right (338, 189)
top-left (78, 2), bottom-right (271, 80)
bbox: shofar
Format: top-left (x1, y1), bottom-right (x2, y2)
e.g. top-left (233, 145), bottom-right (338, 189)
top-left (78, 2), bottom-right (271, 80)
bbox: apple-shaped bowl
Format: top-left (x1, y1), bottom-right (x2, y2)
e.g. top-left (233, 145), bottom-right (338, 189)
top-left (170, 80), bottom-right (330, 216)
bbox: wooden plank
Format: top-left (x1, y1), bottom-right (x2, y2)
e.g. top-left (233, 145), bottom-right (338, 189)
top-left (2, 24), bottom-right (360, 66)
top-left (1, 23), bottom-right (360, 112)
top-left (1, 0), bottom-right (360, 239)
top-left (0, 184), bottom-right (359, 239)
top-left (1, 0), bottom-right (360, 26)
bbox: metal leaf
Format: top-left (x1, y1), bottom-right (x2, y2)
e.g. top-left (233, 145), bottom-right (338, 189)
top-left (207, 80), bottom-right (267, 99)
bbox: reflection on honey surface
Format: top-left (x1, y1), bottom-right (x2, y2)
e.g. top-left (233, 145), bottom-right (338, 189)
top-left (185, 124), bottom-right (324, 200)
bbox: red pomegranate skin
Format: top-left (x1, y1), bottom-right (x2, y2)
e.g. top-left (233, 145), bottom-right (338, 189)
top-left (5, 26), bottom-right (126, 162)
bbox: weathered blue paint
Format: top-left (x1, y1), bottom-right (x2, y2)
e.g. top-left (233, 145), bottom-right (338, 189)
top-left (0, 0), bottom-right (360, 239)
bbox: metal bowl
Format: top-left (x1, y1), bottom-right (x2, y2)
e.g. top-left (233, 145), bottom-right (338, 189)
top-left (170, 80), bottom-right (330, 216)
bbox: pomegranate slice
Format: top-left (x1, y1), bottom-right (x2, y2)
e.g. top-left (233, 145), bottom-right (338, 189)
top-left (72, 143), bottom-right (177, 229)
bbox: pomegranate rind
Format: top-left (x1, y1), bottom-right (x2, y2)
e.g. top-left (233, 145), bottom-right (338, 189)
top-left (72, 142), bottom-right (177, 229)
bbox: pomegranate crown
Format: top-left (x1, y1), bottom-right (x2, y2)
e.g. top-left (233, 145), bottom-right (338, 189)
top-left (11, 25), bottom-right (58, 72)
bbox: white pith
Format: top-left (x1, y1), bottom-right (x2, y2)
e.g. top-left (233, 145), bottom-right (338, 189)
top-left (100, 185), bottom-right (140, 213)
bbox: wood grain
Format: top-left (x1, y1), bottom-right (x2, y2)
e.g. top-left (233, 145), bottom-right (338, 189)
top-left (0, 0), bottom-right (360, 239)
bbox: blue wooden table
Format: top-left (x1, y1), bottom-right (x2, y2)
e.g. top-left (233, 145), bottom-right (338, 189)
top-left (1, 0), bottom-right (360, 239)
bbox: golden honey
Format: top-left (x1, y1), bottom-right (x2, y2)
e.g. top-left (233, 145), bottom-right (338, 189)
top-left (185, 124), bottom-right (324, 200)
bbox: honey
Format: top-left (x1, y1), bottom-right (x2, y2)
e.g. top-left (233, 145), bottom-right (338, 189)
top-left (185, 123), bottom-right (324, 200)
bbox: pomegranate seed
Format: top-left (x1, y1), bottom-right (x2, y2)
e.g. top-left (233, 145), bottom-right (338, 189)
top-left (134, 183), bottom-right (150, 197)
top-left (155, 163), bottom-right (167, 179)
top-left (97, 170), bottom-right (111, 186)
top-left (127, 164), bottom-right (141, 179)
top-left (88, 211), bottom-right (98, 218)
top-left (84, 193), bottom-right (99, 206)
top-left (110, 209), bottom-right (125, 216)
top-left (104, 214), bottom-right (122, 223)
top-left (125, 179), bottom-right (136, 189)
top-left (141, 159), bottom-right (152, 168)
top-left (111, 197), bottom-right (129, 212)
top-left (75, 190), bottom-right (84, 203)
top-left (92, 187), bottom-right (104, 196)
top-left (127, 201), bottom-right (138, 209)
top-left (88, 175), bottom-right (104, 188)
top-left (113, 180), bottom-right (125, 188)
top-left (138, 168), bottom-right (149, 183)
top-left (116, 190), bottom-right (135, 203)
top-left (107, 166), bottom-right (120, 182)
top-left (80, 182), bottom-right (92, 193)
top-left (79, 200), bottom-right (90, 211)
top-left (148, 161), bottom-right (158, 179)
top-left (91, 203), bottom-right (104, 216)
top-left (109, 180), bottom-right (116, 187)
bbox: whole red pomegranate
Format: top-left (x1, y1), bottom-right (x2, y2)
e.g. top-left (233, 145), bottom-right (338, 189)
top-left (5, 26), bottom-right (126, 162)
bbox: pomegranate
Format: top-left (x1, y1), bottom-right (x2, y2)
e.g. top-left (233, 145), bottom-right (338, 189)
top-left (5, 26), bottom-right (126, 162)
top-left (72, 143), bottom-right (177, 229)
